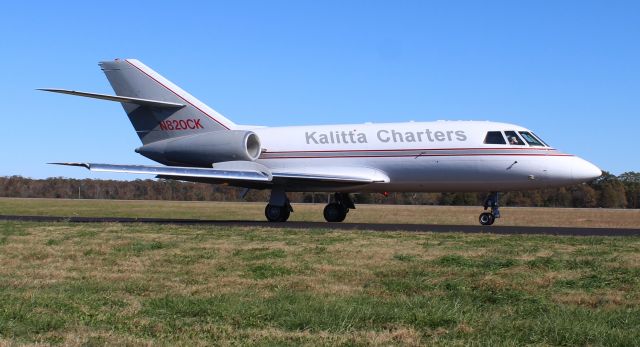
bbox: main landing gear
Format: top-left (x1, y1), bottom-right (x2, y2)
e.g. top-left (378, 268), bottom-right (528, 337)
top-left (265, 188), bottom-right (293, 222)
top-left (264, 190), bottom-right (356, 223)
top-left (479, 191), bottom-right (501, 226)
top-left (265, 201), bottom-right (292, 222)
top-left (323, 193), bottom-right (355, 222)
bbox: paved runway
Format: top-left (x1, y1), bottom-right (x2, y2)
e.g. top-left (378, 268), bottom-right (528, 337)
top-left (1, 214), bottom-right (639, 236)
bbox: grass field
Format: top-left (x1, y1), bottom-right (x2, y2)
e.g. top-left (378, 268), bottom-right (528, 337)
top-left (1, 197), bottom-right (639, 228)
top-left (1, 199), bottom-right (640, 345)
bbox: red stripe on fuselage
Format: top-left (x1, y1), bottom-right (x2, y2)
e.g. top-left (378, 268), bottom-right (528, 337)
top-left (260, 153), bottom-right (574, 159)
top-left (264, 147), bottom-right (557, 154)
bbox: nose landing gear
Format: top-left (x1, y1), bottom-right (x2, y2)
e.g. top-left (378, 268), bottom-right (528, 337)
top-left (479, 192), bottom-right (500, 226)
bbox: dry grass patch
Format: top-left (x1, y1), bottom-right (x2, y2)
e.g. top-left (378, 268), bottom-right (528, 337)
top-left (530, 271), bottom-right (581, 288)
top-left (515, 249), bottom-right (554, 261)
top-left (552, 291), bottom-right (627, 308)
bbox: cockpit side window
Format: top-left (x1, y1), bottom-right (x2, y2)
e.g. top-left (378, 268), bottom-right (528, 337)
top-left (504, 131), bottom-right (525, 145)
top-left (518, 131), bottom-right (544, 146)
top-left (484, 131), bottom-right (506, 144)
top-left (532, 132), bottom-right (549, 147)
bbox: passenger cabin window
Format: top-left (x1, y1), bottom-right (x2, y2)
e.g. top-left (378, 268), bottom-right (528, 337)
top-left (484, 131), bottom-right (506, 144)
top-left (519, 131), bottom-right (544, 146)
top-left (504, 131), bottom-right (525, 145)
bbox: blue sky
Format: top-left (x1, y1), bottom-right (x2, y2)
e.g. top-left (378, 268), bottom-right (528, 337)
top-left (0, 1), bottom-right (638, 179)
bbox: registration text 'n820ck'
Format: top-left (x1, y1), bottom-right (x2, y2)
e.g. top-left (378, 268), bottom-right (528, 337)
top-left (159, 119), bottom-right (204, 131)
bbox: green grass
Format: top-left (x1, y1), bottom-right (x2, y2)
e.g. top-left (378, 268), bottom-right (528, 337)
top-left (0, 220), bottom-right (639, 345)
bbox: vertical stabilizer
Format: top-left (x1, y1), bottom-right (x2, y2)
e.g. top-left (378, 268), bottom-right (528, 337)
top-left (99, 59), bottom-right (236, 144)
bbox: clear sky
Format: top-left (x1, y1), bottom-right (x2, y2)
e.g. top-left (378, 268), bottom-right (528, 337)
top-left (1, 1), bottom-right (638, 179)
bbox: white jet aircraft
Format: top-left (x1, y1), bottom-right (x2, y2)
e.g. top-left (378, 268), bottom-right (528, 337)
top-left (41, 59), bottom-right (602, 225)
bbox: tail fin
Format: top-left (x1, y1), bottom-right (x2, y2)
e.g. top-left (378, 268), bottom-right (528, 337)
top-left (99, 59), bottom-right (236, 144)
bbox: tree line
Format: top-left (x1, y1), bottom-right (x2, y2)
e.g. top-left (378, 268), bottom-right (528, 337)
top-left (0, 171), bottom-right (638, 208)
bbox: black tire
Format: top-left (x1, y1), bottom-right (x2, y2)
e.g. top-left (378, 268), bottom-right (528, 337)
top-left (323, 203), bottom-right (347, 222)
top-left (479, 212), bottom-right (495, 226)
top-left (279, 206), bottom-right (291, 222)
top-left (265, 204), bottom-right (290, 222)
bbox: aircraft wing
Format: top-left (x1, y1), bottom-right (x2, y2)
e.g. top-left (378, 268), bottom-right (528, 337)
top-left (50, 162), bottom-right (389, 187)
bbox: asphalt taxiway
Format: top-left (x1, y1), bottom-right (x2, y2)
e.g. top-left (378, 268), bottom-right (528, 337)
top-left (1, 215), bottom-right (639, 236)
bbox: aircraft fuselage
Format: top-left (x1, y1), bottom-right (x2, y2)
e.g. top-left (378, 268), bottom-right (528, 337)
top-left (247, 120), bottom-right (600, 192)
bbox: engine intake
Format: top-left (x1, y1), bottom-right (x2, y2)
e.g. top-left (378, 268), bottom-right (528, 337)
top-left (136, 130), bottom-right (262, 166)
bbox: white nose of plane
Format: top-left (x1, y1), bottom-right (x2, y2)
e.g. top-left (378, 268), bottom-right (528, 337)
top-left (572, 157), bottom-right (602, 182)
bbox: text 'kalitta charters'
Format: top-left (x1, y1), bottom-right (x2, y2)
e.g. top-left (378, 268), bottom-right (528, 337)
top-left (305, 129), bottom-right (468, 145)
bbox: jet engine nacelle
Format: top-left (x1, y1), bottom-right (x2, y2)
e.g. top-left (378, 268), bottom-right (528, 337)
top-left (136, 130), bottom-right (262, 166)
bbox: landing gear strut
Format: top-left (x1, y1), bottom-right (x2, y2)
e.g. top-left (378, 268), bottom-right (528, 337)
top-left (479, 192), bottom-right (500, 226)
top-left (265, 188), bottom-right (293, 222)
top-left (324, 193), bottom-right (354, 222)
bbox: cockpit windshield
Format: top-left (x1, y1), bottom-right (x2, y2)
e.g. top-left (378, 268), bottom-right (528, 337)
top-left (518, 131), bottom-right (545, 146)
top-left (504, 131), bottom-right (525, 145)
top-left (483, 130), bottom-right (550, 147)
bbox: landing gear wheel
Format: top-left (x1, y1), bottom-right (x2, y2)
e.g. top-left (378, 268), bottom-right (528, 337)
top-left (479, 212), bottom-right (495, 226)
top-left (323, 203), bottom-right (348, 222)
top-left (265, 204), bottom-right (290, 222)
top-left (478, 191), bottom-right (500, 225)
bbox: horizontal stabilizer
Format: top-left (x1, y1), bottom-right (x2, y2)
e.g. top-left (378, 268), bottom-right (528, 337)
top-left (38, 88), bottom-right (186, 109)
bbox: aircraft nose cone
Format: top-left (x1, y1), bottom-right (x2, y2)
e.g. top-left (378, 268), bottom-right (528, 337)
top-left (572, 157), bottom-right (602, 182)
